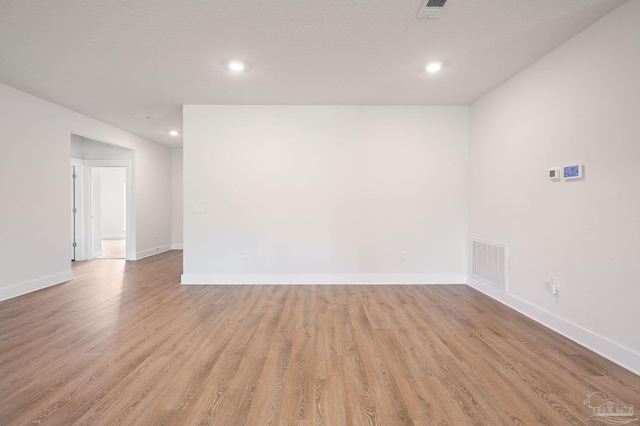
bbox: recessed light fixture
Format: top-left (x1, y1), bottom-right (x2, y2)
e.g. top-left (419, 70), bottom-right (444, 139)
top-left (227, 60), bottom-right (246, 72)
top-left (425, 62), bottom-right (442, 73)
top-left (169, 130), bottom-right (179, 136)
top-left (134, 115), bottom-right (151, 119)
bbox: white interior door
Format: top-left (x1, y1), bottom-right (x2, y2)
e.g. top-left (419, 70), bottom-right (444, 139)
top-left (71, 165), bottom-right (76, 260)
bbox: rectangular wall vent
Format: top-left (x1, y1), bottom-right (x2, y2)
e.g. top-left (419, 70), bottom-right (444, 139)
top-left (418, 0), bottom-right (448, 18)
top-left (471, 239), bottom-right (508, 290)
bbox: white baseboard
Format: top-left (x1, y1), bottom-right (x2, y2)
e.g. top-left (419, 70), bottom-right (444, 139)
top-left (0, 270), bottom-right (74, 302)
top-left (467, 276), bottom-right (640, 376)
top-left (101, 234), bottom-right (126, 239)
top-left (171, 243), bottom-right (183, 250)
top-left (136, 244), bottom-right (172, 260)
top-left (181, 273), bottom-right (466, 285)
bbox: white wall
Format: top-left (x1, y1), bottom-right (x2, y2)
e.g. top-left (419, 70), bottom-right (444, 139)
top-left (183, 105), bottom-right (469, 284)
top-left (468, 1), bottom-right (640, 374)
top-left (171, 148), bottom-right (183, 249)
top-left (0, 82), bottom-right (172, 301)
top-left (99, 167), bottom-right (126, 239)
top-left (71, 134), bottom-right (134, 160)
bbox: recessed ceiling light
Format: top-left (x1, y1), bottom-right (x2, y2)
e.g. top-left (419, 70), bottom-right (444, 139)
top-left (134, 115), bottom-right (151, 119)
top-left (227, 61), bottom-right (246, 72)
top-left (169, 130), bottom-right (179, 136)
top-left (425, 62), bottom-right (442, 73)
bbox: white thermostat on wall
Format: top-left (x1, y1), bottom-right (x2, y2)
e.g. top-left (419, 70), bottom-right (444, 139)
top-left (563, 164), bottom-right (583, 180)
top-left (548, 167), bottom-right (562, 181)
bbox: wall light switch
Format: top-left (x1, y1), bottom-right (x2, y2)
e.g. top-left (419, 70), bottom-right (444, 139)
top-left (400, 250), bottom-right (408, 260)
top-left (243, 250), bottom-right (250, 260)
top-left (192, 204), bottom-right (205, 214)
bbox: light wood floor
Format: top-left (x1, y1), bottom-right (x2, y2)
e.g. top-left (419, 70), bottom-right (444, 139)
top-left (1, 251), bottom-right (638, 425)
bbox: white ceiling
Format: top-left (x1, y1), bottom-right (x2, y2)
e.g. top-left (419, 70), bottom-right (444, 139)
top-left (0, 0), bottom-right (627, 148)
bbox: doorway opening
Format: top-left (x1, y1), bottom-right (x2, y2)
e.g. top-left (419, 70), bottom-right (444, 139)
top-left (92, 167), bottom-right (127, 259)
top-left (71, 134), bottom-right (135, 261)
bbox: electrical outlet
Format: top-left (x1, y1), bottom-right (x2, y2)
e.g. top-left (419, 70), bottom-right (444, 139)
top-left (400, 250), bottom-right (407, 260)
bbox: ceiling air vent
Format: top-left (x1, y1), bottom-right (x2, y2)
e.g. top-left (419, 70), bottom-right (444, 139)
top-left (417, 0), bottom-right (448, 18)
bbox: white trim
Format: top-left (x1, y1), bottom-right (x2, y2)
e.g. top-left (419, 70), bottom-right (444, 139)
top-left (171, 243), bottom-right (183, 250)
top-left (71, 159), bottom-right (88, 260)
top-left (181, 273), bottom-right (466, 285)
top-left (70, 157), bottom-right (85, 166)
top-left (136, 245), bottom-right (172, 260)
top-left (101, 234), bottom-right (126, 239)
top-left (0, 270), bottom-right (73, 302)
top-left (467, 276), bottom-right (640, 376)
top-left (84, 160), bottom-right (132, 167)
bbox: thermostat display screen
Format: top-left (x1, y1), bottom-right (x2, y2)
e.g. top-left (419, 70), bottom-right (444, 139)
top-left (563, 165), bottom-right (582, 179)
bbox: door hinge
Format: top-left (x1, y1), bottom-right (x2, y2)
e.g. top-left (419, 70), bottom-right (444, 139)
top-left (72, 208), bottom-right (77, 213)
top-left (73, 242), bottom-right (77, 248)
top-left (72, 173), bottom-right (77, 179)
